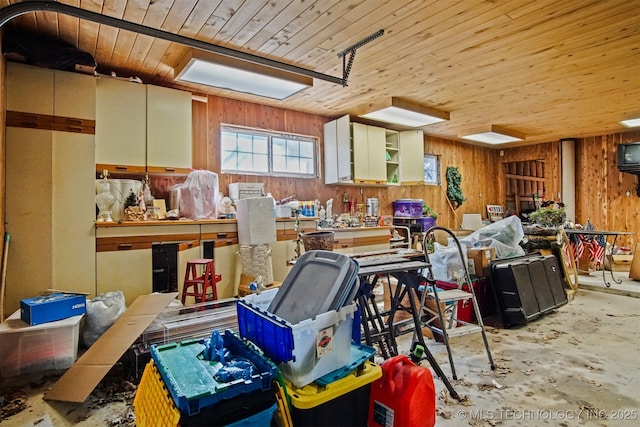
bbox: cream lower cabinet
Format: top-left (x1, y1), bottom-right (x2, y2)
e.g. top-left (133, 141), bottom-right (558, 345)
top-left (271, 240), bottom-right (298, 282)
top-left (213, 244), bottom-right (241, 298)
top-left (5, 129), bottom-right (96, 314)
top-left (96, 248), bottom-right (153, 306)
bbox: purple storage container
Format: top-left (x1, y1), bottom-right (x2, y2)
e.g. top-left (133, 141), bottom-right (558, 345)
top-left (420, 216), bottom-right (437, 231)
top-left (392, 199), bottom-right (424, 218)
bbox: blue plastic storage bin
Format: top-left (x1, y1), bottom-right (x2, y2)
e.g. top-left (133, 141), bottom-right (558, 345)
top-left (237, 289), bottom-right (357, 388)
top-left (150, 330), bottom-right (278, 416)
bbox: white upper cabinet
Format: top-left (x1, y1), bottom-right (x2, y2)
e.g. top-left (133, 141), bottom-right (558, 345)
top-left (323, 114), bottom-right (422, 186)
top-left (352, 123), bottom-right (387, 184)
top-left (95, 77), bottom-right (192, 173)
top-left (95, 77), bottom-right (147, 171)
top-left (324, 114), bottom-right (353, 184)
top-left (398, 130), bottom-right (425, 184)
top-left (146, 85), bottom-right (192, 173)
top-left (6, 62), bottom-right (54, 115)
top-left (54, 70), bottom-right (96, 120)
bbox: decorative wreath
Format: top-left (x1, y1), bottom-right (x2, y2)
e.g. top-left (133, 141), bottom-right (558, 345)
top-left (446, 166), bottom-right (466, 209)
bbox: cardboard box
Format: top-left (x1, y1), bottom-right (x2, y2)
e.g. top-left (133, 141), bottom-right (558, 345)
top-left (20, 293), bottom-right (87, 326)
top-left (604, 254), bottom-right (634, 272)
top-left (467, 247), bottom-right (497, 278)
top-left (45, 292), bottom-right (178, 403)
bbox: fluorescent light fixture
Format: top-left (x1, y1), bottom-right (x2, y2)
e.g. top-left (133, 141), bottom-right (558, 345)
top-left (175, 51), bottom-right (313, 100)
top-left (620, 117), bottom-right (640, 128)
top-left (460, 125), bottom-right (525, 145)
top-left (359, 97), bottom-right (449, 127)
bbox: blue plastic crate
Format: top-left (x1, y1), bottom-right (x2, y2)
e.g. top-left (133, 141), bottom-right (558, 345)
top-left (150, 330), bottom-right (278, 416)
top-left (225, 402), bottom-right (277, 427)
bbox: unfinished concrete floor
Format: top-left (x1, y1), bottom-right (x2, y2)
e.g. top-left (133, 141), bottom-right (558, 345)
top-left (1, 272), bottom-right (639, 426)
top-left (396, 272), bottom-right (640, 427)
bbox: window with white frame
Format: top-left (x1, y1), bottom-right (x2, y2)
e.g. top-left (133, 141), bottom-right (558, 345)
top-left (221, 125), bottom-right (318, 177)
top-left (424, 154), bottom-right (441, 185)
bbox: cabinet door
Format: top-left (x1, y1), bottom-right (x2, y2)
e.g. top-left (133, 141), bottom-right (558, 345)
top-left (214, 244), bottom-right (240, 298)
top-left (399, 130), bottom-right (425, 184)
top-left (5, 128), bottom-right (54, 314)
top-left (6, 62), bottom-right (54, 115)
top-left (54, 70), bottom-right (96, 120)
top-left (367, 125), bottom-right (387, 183)
top-left (95, 77), bottom-right (147, 171)
top-left (52, 131), bottom-right (96, 296)
top-left (353, 123), bottom-right (386, 183)
top-left (323, 119), bottom-right (338, 184)
top-left (335, 115), bottom-right (352, 182)
top-left (96, 249), bottom-right (153, 306)
top-left (352, 123), bottom-right (369, 182)
top-left (146, 85), bottom-right (192, 173)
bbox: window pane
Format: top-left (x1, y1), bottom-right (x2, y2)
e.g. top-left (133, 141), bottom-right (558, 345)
top-left (238, 134), bottom-right (253, 152)
top-left (299, 141), bottom-right (314, 158)
top-left (254, 154), bottom-right (269, 172)
top-left (286, 157), bottom-right (300, 173)
top-left (221, 132), bottom-right (237, 151)
top-left (221, 151), bottom-right (237, 170)
top-left (273, 155), bottom-right (286, 172)
top-left (254, 136), bottom-right (269, 154)
top-left (300, 157), bottom-right (314, 174)
top-left (273, 138), bottom-right (286, 155)
top-left (286, 140), bottom-right (299, 157)
top-left (220, 126), bottom-right (316, 177)
top-left (237, 152), bottom-right (252, 170)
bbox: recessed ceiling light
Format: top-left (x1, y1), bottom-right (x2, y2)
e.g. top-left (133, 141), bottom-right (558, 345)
top-left (359, 97), bottom-right (449, 128)
top-left (620, 118), bottom-right (640, 128)
top-left (460, 125), bottom-right (525, 145)
top-left (175, 51), bottom-right (313, 100)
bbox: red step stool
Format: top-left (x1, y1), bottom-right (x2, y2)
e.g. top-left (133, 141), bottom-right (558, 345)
top-left (181, 258), bottom-right (222, 304)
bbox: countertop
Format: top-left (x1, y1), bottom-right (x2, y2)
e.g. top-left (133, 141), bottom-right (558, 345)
top-left (94, 217), bottom-right (319, 227)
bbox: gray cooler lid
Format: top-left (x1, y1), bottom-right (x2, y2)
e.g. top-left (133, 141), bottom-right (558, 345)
top-left (267, 250), bottom-right (359, 324)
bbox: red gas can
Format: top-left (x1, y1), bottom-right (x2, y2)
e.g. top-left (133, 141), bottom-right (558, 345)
top-left (368, 354), bottom-right (436, 427)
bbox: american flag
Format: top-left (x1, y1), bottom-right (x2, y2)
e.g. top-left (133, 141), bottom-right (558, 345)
top-left (567, 232), bottom-right (584, 263)
top-left (584, 220), bottom-right (606, 265)
top-left (589, 236), bottom-right (606, 266)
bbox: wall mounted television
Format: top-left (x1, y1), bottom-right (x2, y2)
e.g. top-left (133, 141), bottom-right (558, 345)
top-left (617, 142), bottom-right (640, 173)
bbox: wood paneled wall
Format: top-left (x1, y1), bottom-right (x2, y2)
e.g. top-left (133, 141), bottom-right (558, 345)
top-left (193, 94), bottom-right (638, 248)
top-left (575, 131), bottom-right (640, 248)
top-left (502, 131), bottom-right (640, 248)
top-left (194, 95), bottom-right (502, 229)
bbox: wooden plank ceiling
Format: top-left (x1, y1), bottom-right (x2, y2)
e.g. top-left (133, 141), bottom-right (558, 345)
top-left (1, 0), bottom-right (639, 147)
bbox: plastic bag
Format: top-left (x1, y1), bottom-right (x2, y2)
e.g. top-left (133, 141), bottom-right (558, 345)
top-left (81, 291), bottom-right (126, 347)
top-left (175, 170), bottom-right (221, 219)
top-left (429, 240), bottom-right (468, 282)
top-left (460, 215), bottom-right (526, 259)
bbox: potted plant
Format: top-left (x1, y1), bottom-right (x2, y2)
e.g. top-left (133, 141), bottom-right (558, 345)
top-left (529, 206), bottom-right (566, 228)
